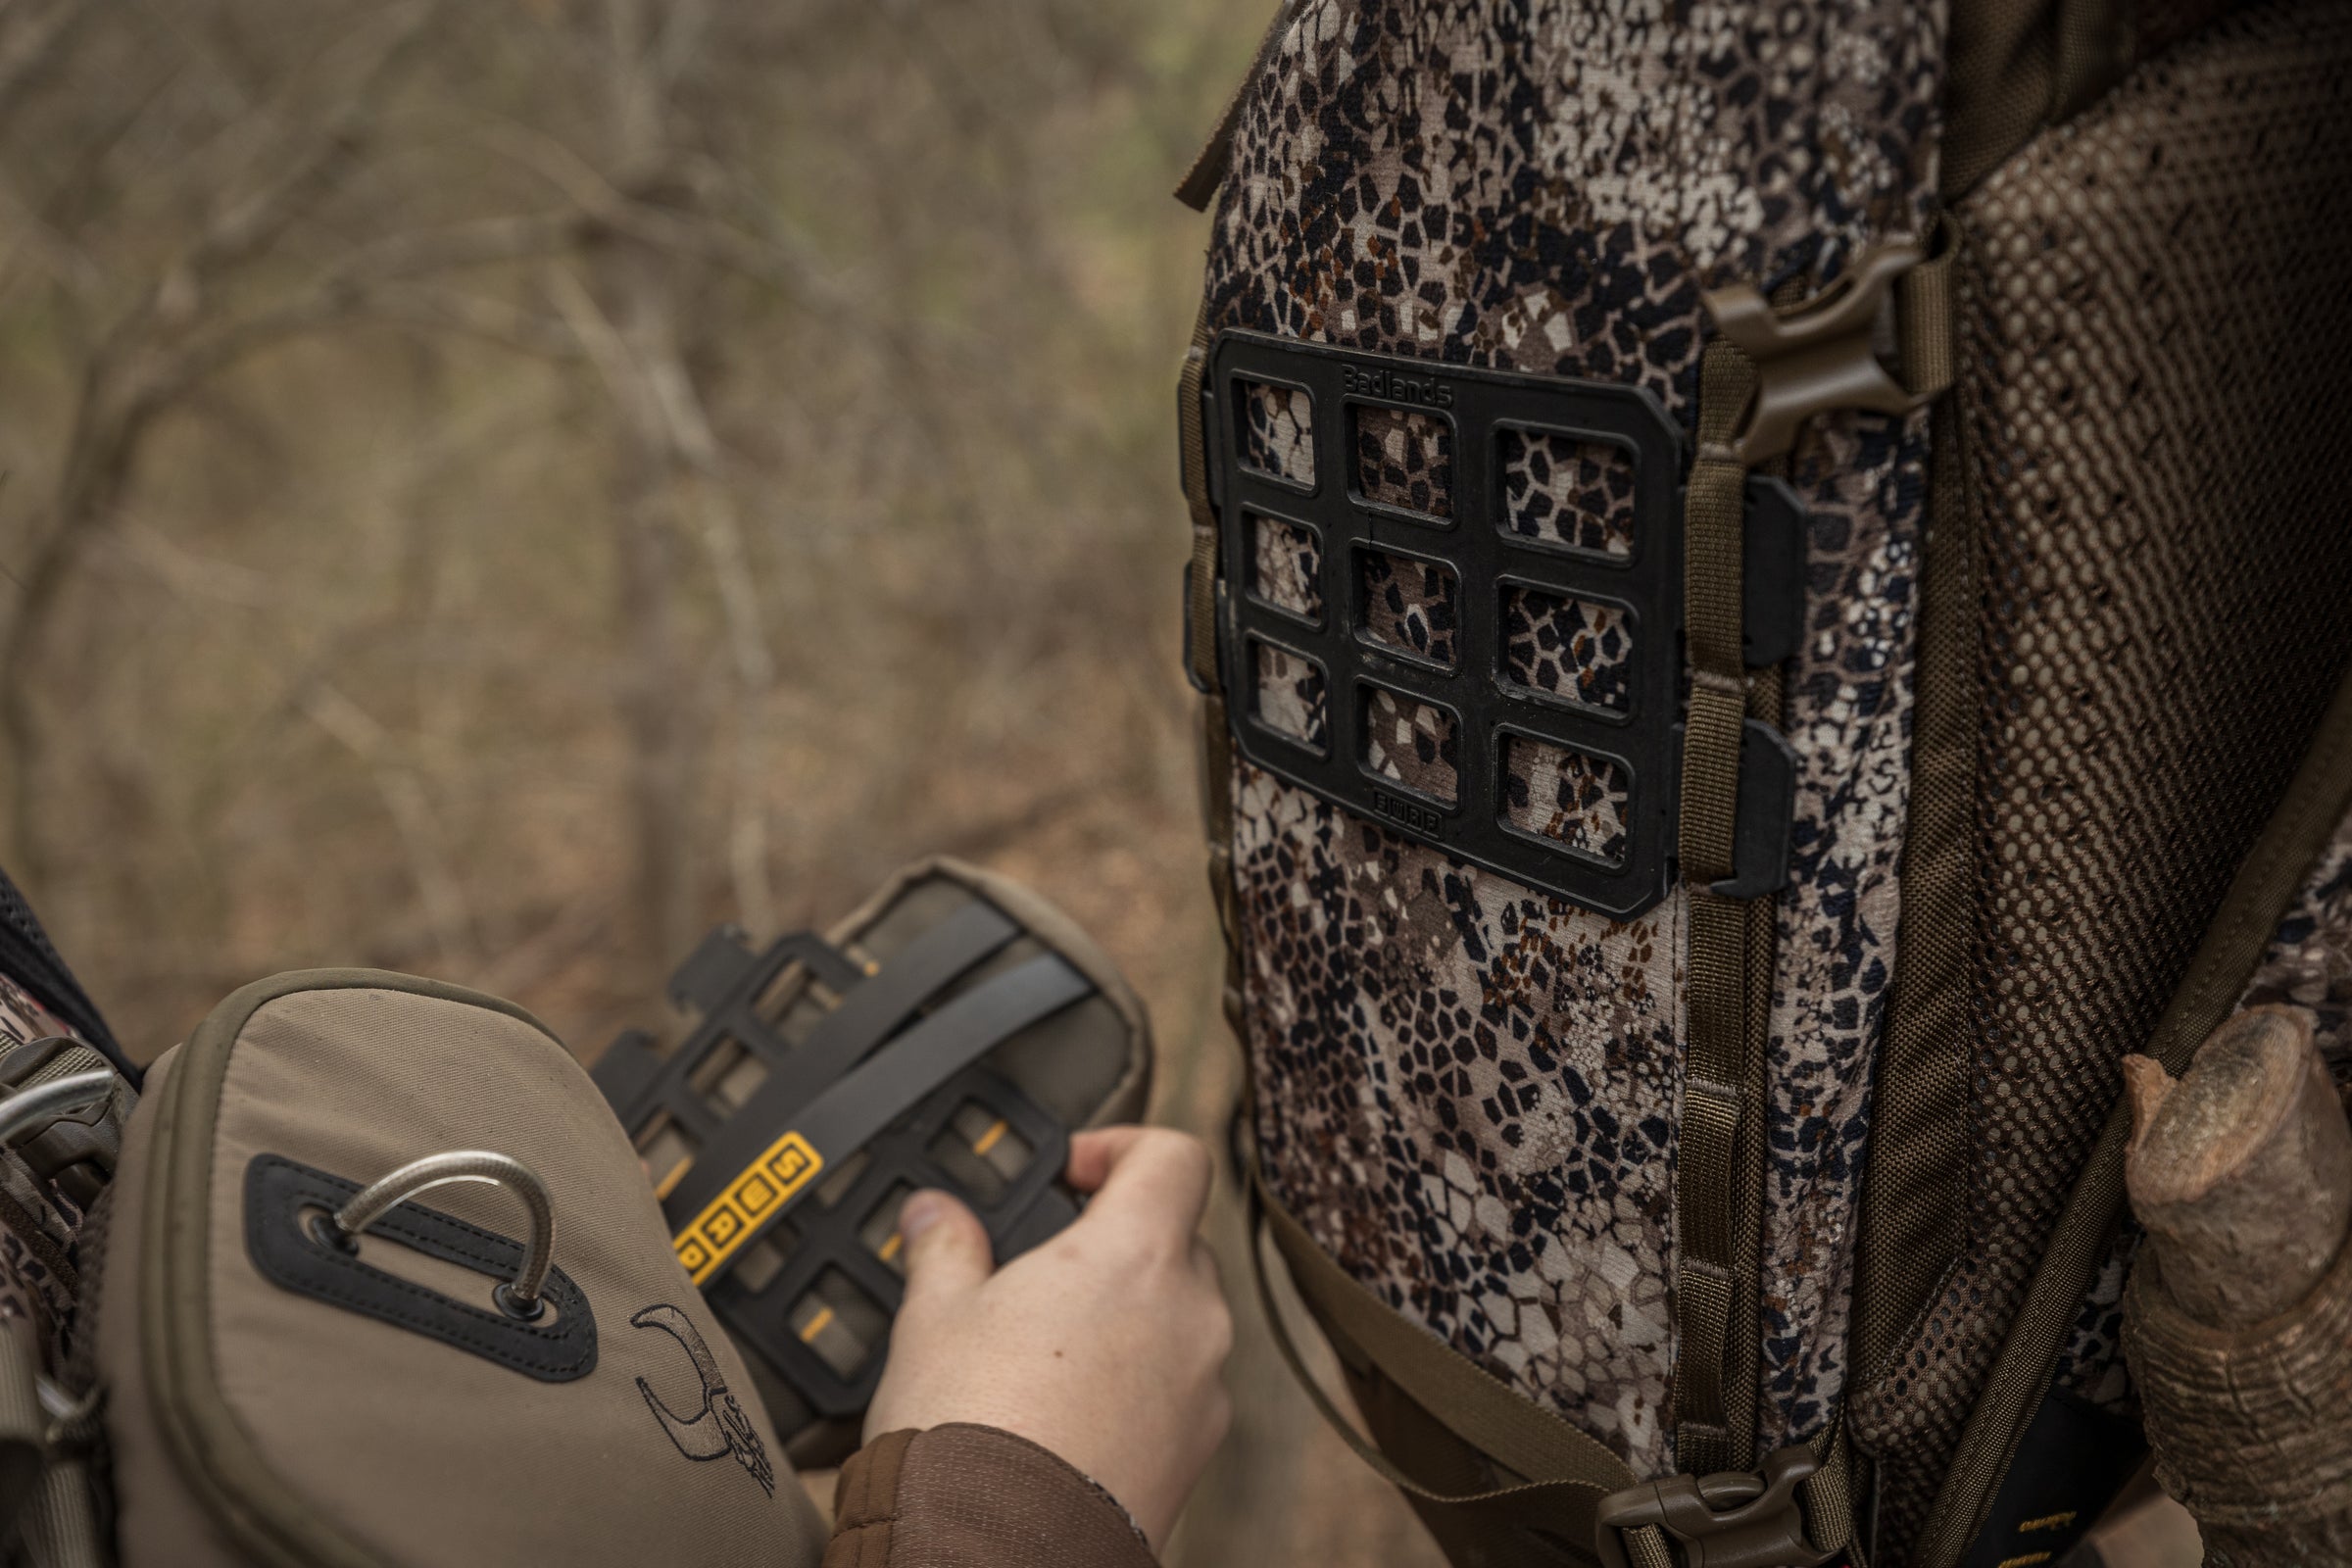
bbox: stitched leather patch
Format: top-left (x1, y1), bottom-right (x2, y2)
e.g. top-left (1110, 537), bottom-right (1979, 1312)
top-left (244, 1153), bottom-right (597, 1382)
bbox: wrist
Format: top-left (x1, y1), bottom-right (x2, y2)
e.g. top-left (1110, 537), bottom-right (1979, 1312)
top-left (832, 1424), bottom-right (1158, 1565)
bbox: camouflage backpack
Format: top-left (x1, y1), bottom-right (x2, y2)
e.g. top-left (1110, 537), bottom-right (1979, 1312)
top-left (1172, 1), bottom-right (2352, 1565)
top-left (0, 869), bottom-right (140, 1567)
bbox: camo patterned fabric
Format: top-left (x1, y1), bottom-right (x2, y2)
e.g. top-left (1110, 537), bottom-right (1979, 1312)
top-left (0, 972), bottom-right (71, 1056)
top-left (1355, 405), bottom-right (1455, 517)
top-left (2049, 1224), bottom-right (2139, 1410)
top-left (1241, 380), bottom-right (1317, 486)
top-left (1250, 512), bottom-right (1325, 622)
top-left (1501, 587), bottom-right (1633, 713)
top-left (1501, 737), bottom-right (1631, 866)
top-left (1206, 0), bottom-right (1942, 1476)
top-left (2237, 801), bottom-right (2352, 1080)
top-left (1364, 687), bottom-right (1462, 805)
top-left (1359, 549), bottom-right (1460, 668)
top-left (1754, 406), bottom-right (1930, 1448)
top-left (1252, 639), bottom-right (1330, 753)
top-left (0, 973), bottom-right (91, 1369)
top-left (1233, 759), bottom-right (1684, 1461)
top-left (1502, 430), bottom-right (1639, 558)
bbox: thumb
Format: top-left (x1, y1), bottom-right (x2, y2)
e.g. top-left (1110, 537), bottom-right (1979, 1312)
top-left (897, 1189), bottom-right (993, 1305)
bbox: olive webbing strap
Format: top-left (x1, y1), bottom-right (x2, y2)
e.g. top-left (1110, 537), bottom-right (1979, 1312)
top-left (1179, 296), bottom-right (1221, 697)
top-left (1728, 661), bottom-right (1785, 1467)
top-left (1178, 292), bottom-right (1243, 939)
top-left (16, 1457), bottom-right (104, 1568)
top-left (0, 1323), bottom-right (43, 1546)
top-left (1806, 1415), bottom-right (1865, 1564)
top-left (1668, 336), bottom-right (1764, 1476)
top-left (0, 1316), bottom-right (102, 1568)
top-left (1254, 1150), bottom-right (1870, 1566)
top-left (1908, 656), bottom-right (2352, 1568)
top-left (1895, 252), bottom-right (1955, 404)
top-left (1248, 1170), bottom-right (1674, 1568)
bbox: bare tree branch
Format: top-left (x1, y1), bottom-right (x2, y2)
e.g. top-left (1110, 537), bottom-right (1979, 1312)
top-left (300, 680), bottom-right (478, 969)
top-left (176, 0), bottom-right (442, 287)
top-left (475, 119), bottom-right (848, 310)
top-left (0, 0), bottom-right (463, 867)
top-left (0, 0), bottom-right (94, 130)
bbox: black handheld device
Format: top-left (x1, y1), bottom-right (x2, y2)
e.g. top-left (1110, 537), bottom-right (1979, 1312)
top-left (592, 863), bottom-right (1150, 1455)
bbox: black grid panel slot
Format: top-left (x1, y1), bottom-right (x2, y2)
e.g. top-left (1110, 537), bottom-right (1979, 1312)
top-left (709, 1062), bottom-right (1068, 1417)
top-left (1209, 330), bottom-right (1690, 919)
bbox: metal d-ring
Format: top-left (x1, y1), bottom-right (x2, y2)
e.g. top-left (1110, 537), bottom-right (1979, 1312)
top-left (331, 1151), bottom-right (557, 1320)
top-left (0, 1069), bottom-right (117, 1147)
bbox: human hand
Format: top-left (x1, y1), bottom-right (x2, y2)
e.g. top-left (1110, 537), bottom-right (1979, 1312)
top-left (862, 1125), bottom-right (1234, 1550)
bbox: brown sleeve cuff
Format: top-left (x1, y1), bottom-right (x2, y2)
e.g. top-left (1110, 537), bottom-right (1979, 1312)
top-left (825, 1425), bottom-right (1157, 1568)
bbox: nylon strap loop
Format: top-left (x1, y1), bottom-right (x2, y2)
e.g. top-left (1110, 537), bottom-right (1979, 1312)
top-left (1179, 299), bottom-right (1221, 694)
top-left (1250, 1166), bottom-right (1675, 1565)
top-left (1801, 1417), bottom-right (1863, 1564)
top-left (0, 1320), bottom-right (51, 1547)
top-left (1675, 335), bottom-right (1757, 889)
top-left (1669, 243), bottom-right (1945, 1472)
top-left (1255, 1170), bottom-right (1636, 1494)
top-left (1895, 220), bottom-right (1958, 402)
top-left (1671, 330), bottom-right (1761, 1455)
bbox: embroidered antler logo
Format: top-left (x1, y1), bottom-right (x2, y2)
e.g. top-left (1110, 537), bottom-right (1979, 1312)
top-left (630, 1302), bottom-right (776, 1497)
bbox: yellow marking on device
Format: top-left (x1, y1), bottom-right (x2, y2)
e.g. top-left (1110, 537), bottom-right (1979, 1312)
top-left (1995, 1553), bottom-right (2053, 1567)
top-left (971, 1118), bottom-right (1009, 1157)
top-left (863, 959), bottom-right (880, 976)
top-left (878, 1232), bottom-right (904, 1262)
top-left (2018, 1512), bottom-right (2077, 1534)
top-left (799, 1305), bottom-right (837, 1344)
top-left (654, 1156), bottom-right (694, 1200)
top-left (673, 1130), bottom-right (822, 1286)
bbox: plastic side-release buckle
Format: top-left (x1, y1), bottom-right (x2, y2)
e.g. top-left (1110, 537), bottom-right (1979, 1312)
top-left (1705, 240), bottom-right (1937, 466)
top-left (1595, 1445), bottom-right (1838, 1568)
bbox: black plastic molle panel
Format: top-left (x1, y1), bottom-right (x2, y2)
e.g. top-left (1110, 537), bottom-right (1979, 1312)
top-left (594, 914), bottom-right (1082, 1422)
top-left (710, 1063), bottom-right (1070, 1419)
top-left (1207, 329), bottom-right (1805, 920)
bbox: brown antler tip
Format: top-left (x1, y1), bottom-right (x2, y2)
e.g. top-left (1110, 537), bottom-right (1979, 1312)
top-left (2127, 1004), bottom-right (2349, 1326)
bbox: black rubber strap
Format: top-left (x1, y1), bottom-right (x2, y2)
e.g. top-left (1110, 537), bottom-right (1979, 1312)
top-left (663, 901), bottom-right (1018, 1221)
top-left (786, 903), bottom-right (1019, 1102)
top-left (672, 955), bottom-right (1092, 1289)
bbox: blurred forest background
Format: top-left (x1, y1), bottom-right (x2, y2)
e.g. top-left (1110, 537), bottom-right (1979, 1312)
top-left (0, 0), bottom-right (1446, 1561)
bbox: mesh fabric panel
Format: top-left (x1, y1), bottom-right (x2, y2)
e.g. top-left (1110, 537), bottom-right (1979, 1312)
top-left (1852, 0), bottom-right (2352, 1555)
top-left (2135, 0), bottom-right (2251, 59)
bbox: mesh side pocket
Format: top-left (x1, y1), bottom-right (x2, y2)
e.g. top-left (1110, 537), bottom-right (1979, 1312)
top-left (1853, 1), bottom-right (2352, 1550)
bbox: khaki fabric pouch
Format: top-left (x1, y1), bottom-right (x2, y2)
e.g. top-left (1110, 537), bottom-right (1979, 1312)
top-left (97, 969), bottom-right (829, 1568)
